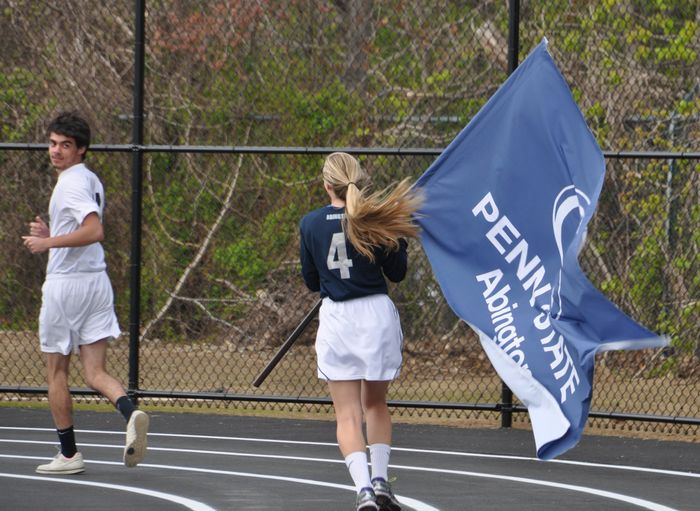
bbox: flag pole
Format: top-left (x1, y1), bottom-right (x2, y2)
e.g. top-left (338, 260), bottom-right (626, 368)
top-left (252, 299), bottom-right (322, 387)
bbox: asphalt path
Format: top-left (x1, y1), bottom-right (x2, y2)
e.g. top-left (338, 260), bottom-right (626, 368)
top-left (0, 407), bottom-right (697, 510)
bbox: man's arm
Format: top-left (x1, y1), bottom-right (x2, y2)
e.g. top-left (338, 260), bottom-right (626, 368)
top-left (23, 212), bottom-right (104, 254)
top-left (28, 216), bottom-right (50, 238)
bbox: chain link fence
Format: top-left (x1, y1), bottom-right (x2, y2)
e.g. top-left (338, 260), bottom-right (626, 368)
top-left (1, 1), bottom-right (698, 438)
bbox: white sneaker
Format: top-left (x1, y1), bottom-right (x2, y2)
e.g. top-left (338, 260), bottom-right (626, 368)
top-left (124, 410), bottom-right (149, 467)
top-left (36, 452), bottom-right (85, 475)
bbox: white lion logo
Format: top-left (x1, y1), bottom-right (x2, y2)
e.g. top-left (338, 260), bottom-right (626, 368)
top-left (551, 185), bottom-right (591, 319)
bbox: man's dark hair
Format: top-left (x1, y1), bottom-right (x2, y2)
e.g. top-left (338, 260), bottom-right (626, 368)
top-left (47, 112), bottom-right (91, 157)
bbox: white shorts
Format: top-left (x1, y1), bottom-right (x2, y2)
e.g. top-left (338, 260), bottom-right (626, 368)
top-left (39, 271), bottom-right (121, 355)
top-left (316, 294), bottom-right (403, 381)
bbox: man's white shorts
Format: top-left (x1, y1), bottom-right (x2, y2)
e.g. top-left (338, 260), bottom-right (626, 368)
top-left (315, 294), bottom-right (403, 381)
top-left (39, 271), bottom-right (121, 355)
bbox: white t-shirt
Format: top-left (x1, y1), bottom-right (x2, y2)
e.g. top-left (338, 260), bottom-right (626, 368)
top-left (46, 163), bottom-right (107, 275)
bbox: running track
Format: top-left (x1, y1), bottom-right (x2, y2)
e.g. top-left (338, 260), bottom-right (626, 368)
top-left (0, 407), bottom-right (697, 510)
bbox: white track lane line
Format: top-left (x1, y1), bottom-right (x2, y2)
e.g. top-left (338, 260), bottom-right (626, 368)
top-left (389, 446), bottom-right (700, 479)
top-left (2, 428), bottom-right (698, 479)
top-left (1, 439), bottom-right (689, 511)
top-left (388, 463), bottom-right (682, 511)
top-left (3, 438), bottom-right (346, 463)
top-left (0, 427), bottom-right (338, 446)
top-left (0, 471), bottom-right (216, 511)
top-left (0, 455), bottom-right (439, 511)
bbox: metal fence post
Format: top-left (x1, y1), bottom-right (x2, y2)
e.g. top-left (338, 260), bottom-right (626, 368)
top-left (500, 0), bottom-right (521, 429)
top-left (128, 0), bottom-right (146, 403)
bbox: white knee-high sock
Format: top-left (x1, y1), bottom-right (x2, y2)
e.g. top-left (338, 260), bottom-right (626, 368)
top-left (345, 451), bottom-right (372, 492)
top-left (369, 443), bottom-right (391, 482)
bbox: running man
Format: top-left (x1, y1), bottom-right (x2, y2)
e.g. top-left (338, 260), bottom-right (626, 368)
top-left (22, 111), bottom-right (149, 474)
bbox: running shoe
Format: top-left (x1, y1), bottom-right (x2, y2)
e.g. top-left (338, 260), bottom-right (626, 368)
top-left (372, 478), bottom-right (401, 511)
top-left (356, 486), bottom-right (379, 510)
top-left (124, 410), bottom-right (149, 467)
top-left (36, 451), bottom-right (85, 475)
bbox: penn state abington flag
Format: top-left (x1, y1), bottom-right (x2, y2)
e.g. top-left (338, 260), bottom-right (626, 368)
top-left (415, 38), bottom-right (668, 460)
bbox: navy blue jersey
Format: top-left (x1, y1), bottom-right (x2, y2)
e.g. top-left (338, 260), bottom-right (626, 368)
top-left (299, 205), bottom-right (408, 301)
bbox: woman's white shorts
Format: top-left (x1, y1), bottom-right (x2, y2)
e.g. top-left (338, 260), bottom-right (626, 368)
top-left (315, 294), bottom-right (403, 381)
top-left (39, 271), bottom-right (121, 355)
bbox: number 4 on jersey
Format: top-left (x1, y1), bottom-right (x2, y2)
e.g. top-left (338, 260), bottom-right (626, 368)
top-left (327, 232), bottom-right (353, 279)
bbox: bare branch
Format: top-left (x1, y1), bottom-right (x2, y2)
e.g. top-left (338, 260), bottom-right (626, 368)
top-left (141, 126), bottom-right (252, 340)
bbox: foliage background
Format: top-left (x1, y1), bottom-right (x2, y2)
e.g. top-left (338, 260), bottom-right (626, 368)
top-left (0, 0), bottom-right (697, 435)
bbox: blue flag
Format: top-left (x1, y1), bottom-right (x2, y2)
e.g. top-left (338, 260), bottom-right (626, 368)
top-left (415, 38), bottom-right (668, 460)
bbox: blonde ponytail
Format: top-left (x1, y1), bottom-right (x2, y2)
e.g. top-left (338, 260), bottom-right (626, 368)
top-left (322, 152), bottom-right (422, 262)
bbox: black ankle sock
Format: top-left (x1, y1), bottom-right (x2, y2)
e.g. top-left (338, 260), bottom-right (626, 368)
top-left (57, 426), bottom-right (77, 458)
top-left (115, 395), bottom-right (136, 422)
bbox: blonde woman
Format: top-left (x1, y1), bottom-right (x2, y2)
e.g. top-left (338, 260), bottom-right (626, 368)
top-left (299, 152), bottom-right (421, 511)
